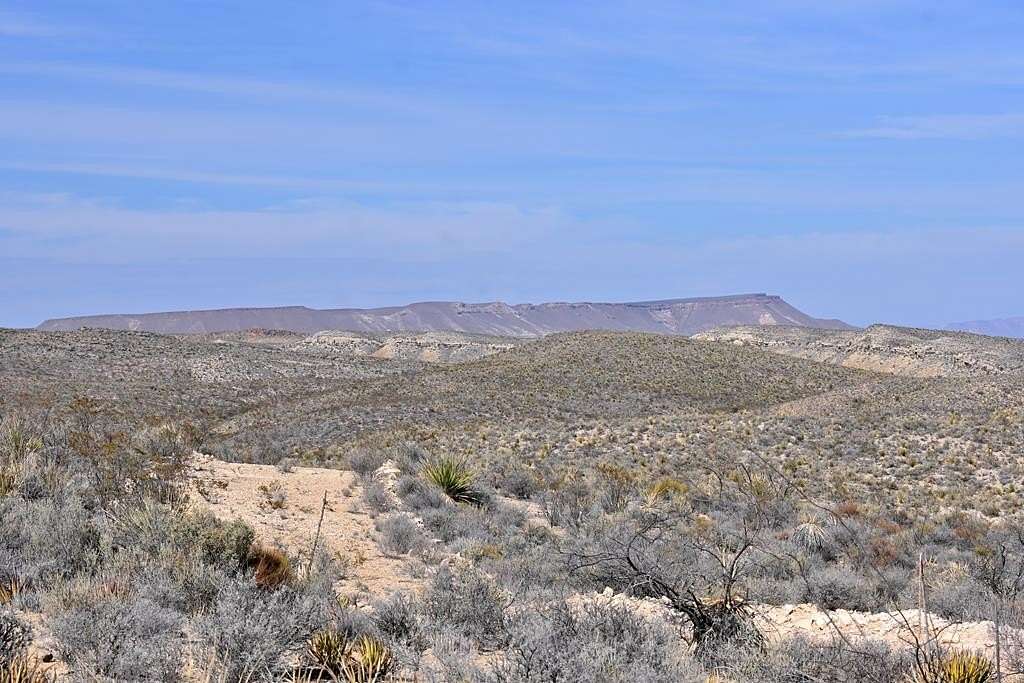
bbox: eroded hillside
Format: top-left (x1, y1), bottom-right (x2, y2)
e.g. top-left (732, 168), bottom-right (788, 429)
top-left (694, 323), bottom-right (1024, 377)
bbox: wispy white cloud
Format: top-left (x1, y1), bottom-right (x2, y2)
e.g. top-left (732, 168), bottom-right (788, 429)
top-left (844, 114), bottom-right (1024, 140)
top-left (0, 11), bottom-right (79, 37)
top-left (0, 62), bottom-right (444, 115)
top-left (0, 191), bottom-right (575, 261)
top-left (0, 161), bottom-right (423, 193)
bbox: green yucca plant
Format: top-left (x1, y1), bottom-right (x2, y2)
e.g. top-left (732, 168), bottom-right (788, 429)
top-left (342, 636), bottom-right (392, 683)
top-left (911, 651), bottom-right (993, 683)
top-left (307, 628), bottom-right (351, 676)
top-left (423, 458), bottom-right (484, 506)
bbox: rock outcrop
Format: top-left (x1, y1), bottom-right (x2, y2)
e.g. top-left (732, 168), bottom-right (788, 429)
top-left (296, 330), bottom-right (517, 363)
top-left (694, 324), bottom-right (1024, 377)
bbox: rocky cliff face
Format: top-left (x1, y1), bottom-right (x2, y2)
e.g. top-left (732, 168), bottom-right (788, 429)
top-left (694, 324), bottom-right (1024, 377)
top-left (37, 293), bottom-right (851, 336)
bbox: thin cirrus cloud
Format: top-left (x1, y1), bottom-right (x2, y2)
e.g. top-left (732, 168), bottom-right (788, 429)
top-left (0, 192), bottom-right (576, 261)
top-left (0, 62), bottom-right (447, 115)
top-left (844, 114), bottom-right (1024, 140)
top-left (0, 11), bottom-right (76, 37)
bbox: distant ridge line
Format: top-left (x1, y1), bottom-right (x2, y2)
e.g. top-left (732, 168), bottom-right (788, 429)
top-left (37, 293), bottom-right (853, 337)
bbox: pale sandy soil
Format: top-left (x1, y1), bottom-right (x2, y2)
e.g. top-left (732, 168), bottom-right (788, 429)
top-left (189, 454), bottom-right (421, 597)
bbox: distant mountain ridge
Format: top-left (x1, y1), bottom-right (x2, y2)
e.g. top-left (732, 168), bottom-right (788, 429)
top-left (947, 317), bottom-right (1024, 339)
top-left (36, 293), bottom-right (852, 337)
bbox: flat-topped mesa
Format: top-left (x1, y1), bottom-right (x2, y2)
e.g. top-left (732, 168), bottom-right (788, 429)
top-left (37, 293), bottom-right (852, 337)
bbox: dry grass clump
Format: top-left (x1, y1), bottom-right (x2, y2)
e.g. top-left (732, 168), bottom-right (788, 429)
top-left (0, 467), bottom-right (17, 498)
top-left (0, 578), bottom-right (25, 607)
top-left (258, 481), bottom-right (288, 510)
top-left (646, 476), bottom-right (688, 503)
top-left (247, 544), bottom-right (295, 590)
top-left (0, 656), bottom-right (54, 683)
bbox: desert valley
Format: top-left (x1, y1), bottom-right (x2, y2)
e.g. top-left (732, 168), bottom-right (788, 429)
top-left (3, 295), bottom-right (1024, 681)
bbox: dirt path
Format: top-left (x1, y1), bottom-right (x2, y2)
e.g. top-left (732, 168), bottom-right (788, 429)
top-left (189, 454), bottom-right (421, 597)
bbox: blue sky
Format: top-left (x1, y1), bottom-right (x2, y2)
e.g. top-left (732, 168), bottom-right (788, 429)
top-left (1, 1), bottom-right (1023, 328)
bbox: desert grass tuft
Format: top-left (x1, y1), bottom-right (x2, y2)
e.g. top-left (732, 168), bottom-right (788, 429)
top-left (646, 477), bottom-right (688, 503)
top-left (0, 656), bottom-right (54, 683)
top-left (247, 543), bottom-right (294, 590)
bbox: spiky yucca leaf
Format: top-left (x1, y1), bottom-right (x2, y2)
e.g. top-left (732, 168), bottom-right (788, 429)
top-left (423, 458), bottom-right (484, 506)
top-left (911, 651), bottom-right (993, 683)
top-left (792, 516), bottom-right (828, 552)
top-left (938, 651), bottom-right (992, 683)
top-left (343, 636), bottom-right (392, 683)
top-left (306, 628), bottom-right (351, 675)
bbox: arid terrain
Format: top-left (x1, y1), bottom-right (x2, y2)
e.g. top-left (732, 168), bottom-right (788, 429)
top-left (3, 323), bottom-right (1024, 681)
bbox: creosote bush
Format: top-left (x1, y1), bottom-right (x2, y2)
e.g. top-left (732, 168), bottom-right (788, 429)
top-left (377, 514), bottom-right (425, 556)
top-left (0, 610), bottom-right (32, 666)
top-left (50, 594), bottom-right (184, 682)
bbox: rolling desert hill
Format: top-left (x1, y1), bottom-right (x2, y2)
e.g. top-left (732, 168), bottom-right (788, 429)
top-left (36, 293), bottom-right (852, 336)
top-left (694, 323), bottom-right (1024, 377)
top-left (6, 321), bottom-right (1024, 680)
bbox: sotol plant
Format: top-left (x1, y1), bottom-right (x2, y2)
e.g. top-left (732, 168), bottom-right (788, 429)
top-left (911, 651), bottom-right (993, 683)
top-left (343, 636), bottom-right (392, 683)
top-left (423, 458), bottom-right (484, 506)
top-left (303, 630), bottom-right (392, 683)
top-left (306, 628), bottom-right (350, 676)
